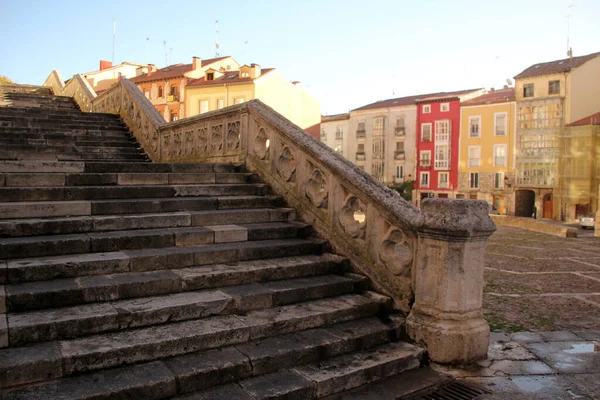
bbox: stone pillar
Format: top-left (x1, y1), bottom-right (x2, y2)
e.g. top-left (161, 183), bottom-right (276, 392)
top-left (407, 199), bottom-right (496, 364)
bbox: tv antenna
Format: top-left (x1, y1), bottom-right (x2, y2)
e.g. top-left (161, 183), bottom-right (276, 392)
top-left (145, 38), bottom-right (150, 65)
top-left (112, 18), bottom-right (116, 64)
top-left (567, 4), bottom-right (575, 56)
top-left (163, 40), bottom-right (168, 66)
top-left (215, 20), bottom-right (220, 57)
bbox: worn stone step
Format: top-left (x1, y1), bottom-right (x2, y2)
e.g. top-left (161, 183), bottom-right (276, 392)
top-left (0, 183), bottom-right (267, 202)
top-left (0, 316), bottom-right (404, 398)
top-left (0, 208), bottom-right (294, 237)
top-left (8, 274), bottom-right (363, 345)
top-left (0, 161), bottom-right (86, 173)
top-left (0, 137), bottom-right (139, 148)
top-left (4, 238), bottom-right (331, 284)
top-left (0, 152), bottom-right (148, 163)
top-left (0, 221), bottom-right (302, 260)
top-left (81, 162), bottom-right (238, 174)
top-left (0, 144), bottom-right (143, 156)
top-left (0, 119), bottom-right (127, 130)
top-left (0, 108), bottom-right (120, 120)
top-left (0, 128), bottom-right (135, 139)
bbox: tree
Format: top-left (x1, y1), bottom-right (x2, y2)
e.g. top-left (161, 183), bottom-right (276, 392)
top-left (0, 75), bottom-right (13, 85)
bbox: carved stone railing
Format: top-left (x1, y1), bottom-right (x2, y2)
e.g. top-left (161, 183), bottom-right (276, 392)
top-left (42, 70), bottom-right (65, 95)
top-left (43, 71), bottom-right (96, 112)
top-left (49, 76), bottom-right (497, 364)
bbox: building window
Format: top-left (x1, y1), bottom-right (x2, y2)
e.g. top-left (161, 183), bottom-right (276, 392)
top-left (158, 86), bottom-right (164, 98)
top-left (372, 162), bottom-right (384, 181)
top-left (435, 120), bottom-right (450, 142)
top-left (440, 103), bottom-right (450, 112)
top-left (438, 172), bottom-right (449, 188)
top-left (321, 129), bottom-right (327, 141)
top-left (373, 117), bottom-right (385, 136)
top-left (469, 172), bottom-right (479, 189)
top-left (357, 143), bottom-right (365, 153)
top-left (494, 144), bottom-right (507, 167)
top-left (422, 104), bottom-right (431, 113)
top-left (335, 125), bottom-right (344, 139)
top-left (170, 113), bottom-right (178, 122)
top-left (420, 171), bottom-right (430, 187)
top-left (357, 122), bottom-right (365, 132)
top-left (396, 141), bottom-right (404, 151)
top-left (495, 113), bottom-right (507, 136)
top-left (199, 100), bottom-right (209, 114)
top-left (206, 72), bottom-right (214, 81)
top-left (494, 172), bottom-right (504, 190)
top-left (420, 150), bottom-right (431, 168)
top-left (523, 83), bottom-right (534, 98)
top-left (421, 123), bottom-right (432, 142)
top-left (548, 80), bottom-right (560, 95)
top-left (396, 165), bottom-right (404, 178)
top-left (469, 116), bottom-right (481, 138)
top-left (434, 143), bottom-right (450, 170)
top-left (234, 97), bottom-right (245, 104)
top-left (217, 99), bottom-right (224, 109)
top-left (144, 91), bottom-right (150, 99)
top-left (372, 138), bottom-right (384, 159)
top-left (468, 146), bottom-right (481, 167)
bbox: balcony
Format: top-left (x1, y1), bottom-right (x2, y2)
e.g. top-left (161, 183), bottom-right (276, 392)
top-left (356, 130), bottom-right (365, 139)
top-left (394, 151), bottom-right (405, 160)
top-left (434, 160), bottom-right (449, 170)
top-left (419, 160), bottom-right (431, 168)
top-left (335, 131), bottom-right (343, 139)
top-left (395, 127), bottom-right (405, 136)
top-left (167, 94), bottom-right (179, 102)
top-left (356, 152), bottom-right (365, 161)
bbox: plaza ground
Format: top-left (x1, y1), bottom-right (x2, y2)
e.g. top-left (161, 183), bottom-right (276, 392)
top-left (484, 226), bottom-right (600, 333)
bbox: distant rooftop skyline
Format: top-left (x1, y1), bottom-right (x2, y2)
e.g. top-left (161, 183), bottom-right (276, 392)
top-left (2, 0), bottom-right (599, 114)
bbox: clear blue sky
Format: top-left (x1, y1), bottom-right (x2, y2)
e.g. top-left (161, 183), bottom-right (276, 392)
top-left (2, 0), bottom-right (599, 114)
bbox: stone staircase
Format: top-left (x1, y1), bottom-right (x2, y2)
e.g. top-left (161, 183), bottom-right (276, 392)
top-left (0, 85), bottom-right (427, 399)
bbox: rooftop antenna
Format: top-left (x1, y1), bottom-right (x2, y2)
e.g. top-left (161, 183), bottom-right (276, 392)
top-left (145, 38), bottom-right (149, 65)
top-left (163, 40), bottom-right (168, 66)
top-left (169, 48), bottom-right (173, 65)
top-left (215, 20), bottom-right (220, 57)
top-left (567, 4), bottom-right (575, 57)
top-left (112, 18), bottom-right (116, 65)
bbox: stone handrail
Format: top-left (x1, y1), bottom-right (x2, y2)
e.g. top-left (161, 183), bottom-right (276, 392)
top-left (48, 76), bottom-right (497, 364)
top-left (42, 70), bottom-right (64, 95)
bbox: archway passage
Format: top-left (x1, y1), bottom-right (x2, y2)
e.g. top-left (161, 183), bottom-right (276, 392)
top-left (543, 193), bottom-right (553, 219)
top-left (515, 190), bottom-right (535, 217)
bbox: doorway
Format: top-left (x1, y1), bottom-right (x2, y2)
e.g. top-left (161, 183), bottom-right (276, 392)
top-left (543, 194), bottom-right (553, 219)
top-left (515, 190), bottom-right (535, 217)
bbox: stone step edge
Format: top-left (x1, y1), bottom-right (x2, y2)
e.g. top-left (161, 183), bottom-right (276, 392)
top-left (0, 161), bottom-right (240, 174)
top-left (0, 315), bottom-right (409, 397)
top-left (6, 273), bottom-right (368, 345)
top-left (0, 292), bottom-right (392, 389)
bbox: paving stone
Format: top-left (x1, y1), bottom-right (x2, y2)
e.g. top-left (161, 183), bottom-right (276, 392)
top-left (164, 347), bottom-right (251, 393)
top-left (510, 332), bottom-right (544, 344)
top-left (490, 332), bottom-right (511, 343)
top-left (240, 370), bottom-right (314, 400)
top-left (573, 330), bottom-right (600, 341)
top-left (207, 225), bottom-right (248, 243)
top-left (537, 331), bottom-right (582, 342)
top-left (0, 342), bottom-right (63, 389)
top-left (487, 341), bottom-right (537, 361)
top-left (489, 360), bottom-right (555, 375)
top-left (525, 341), bottom-right (600, 374)
top-left (173, 383), bottom-right (253, 400)
top-left (0, 361), bottom-right (177, 400)
top-left (510, 375), bottom-right (591, 400)
top-left (562, 373), bottom-right (600, 399)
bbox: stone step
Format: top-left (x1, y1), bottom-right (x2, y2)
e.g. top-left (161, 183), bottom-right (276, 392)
top-left (0, 152), bottom-right (148, 163)
top-left (0, 137), bottom-right (139, 147)
top-left (0, 195), bottom-right (282, 220)
top-left (7, 274), bottom-right (365, 345)
top-left (0, 118), bottom-right (126, 128)
top-left (0, 183), bottom-right (266, 202)
top-left (0, 316), bottom-right (407, 397)
top-left (4, 240), bottom-right (332, 284)
top-left (0, 143), bottom-right (143, 155)
top-left (0, 107), bottom-right (119, 119)
top-left (0, 172), bottom-right (253, 188)
top-left (0, 207), bottom-right (293, 237)
top-left (82, 162), bottom-right (239, 174)
top-left (0, 127), bottom-right (135, 138)
top-left (0, 221), bottom-right (306, 260)
top-left (0, 293), bottom-right (387, 389)
top-left (0, 85), bottom-right (53, 95)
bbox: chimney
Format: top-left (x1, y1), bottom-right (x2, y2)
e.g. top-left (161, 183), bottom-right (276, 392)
top-left (147, 64), bottom-right (156, 76)
top-left (503, 85), bottom-right (509, 89)
top-left (489, 88), bottom-right (495, 93)
top-left (192, 57), bottom-right (201, 71)
top-left (292, 81), bottom-right (302, 87)
top-left (250, 63), bottom-right (261, 79)
top-left (99, 60), bottom-right (112, 70)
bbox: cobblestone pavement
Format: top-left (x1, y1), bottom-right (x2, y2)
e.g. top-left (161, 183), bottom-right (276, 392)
top-left (434, 330), bottom-right (600, 399)
top-left (483, 226), bottom-right (600, 332)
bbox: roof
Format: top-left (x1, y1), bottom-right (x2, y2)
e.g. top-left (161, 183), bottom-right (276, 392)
top-left (514, 51), bottom-right (600, 79)
top-left (566, 111), bottom-right (600, 127)
top-left (186, 68), bottom-right (275, 87)
top-left (321, 113), bottom-right (349, 122)
top-left (414, 88), bottom-right (484, 103)
top-left (352, 88), bottom-right (483, 111)
top-left (462, 88), bottom-right (515, 106)
top-left (130, 57), bottom-right (230, 83)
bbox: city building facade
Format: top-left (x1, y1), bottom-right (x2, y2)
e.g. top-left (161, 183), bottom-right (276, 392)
top-left (81, 60), bottom-right (145, 93)
top-left (320, 113), bottom-right (349, 157)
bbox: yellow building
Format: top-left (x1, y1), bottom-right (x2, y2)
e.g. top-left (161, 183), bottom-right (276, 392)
top-left (458, 88), bottom-right (516, 214)
top-left (513, 51), bottom-right (600, 220)
top-left (185, 64), bottom-right (320, 130)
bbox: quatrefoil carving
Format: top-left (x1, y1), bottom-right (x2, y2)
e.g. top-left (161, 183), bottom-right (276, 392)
top-left (277, 146), bottom-right (296, 182)
top-left (305, 169), bottom-right (328, 209)
top-left (253, 127), bottom-right (270, 160)
top-left (339, 195), bottom-right (366, 239)
top-left (379, 226), bottom-right (413, 277)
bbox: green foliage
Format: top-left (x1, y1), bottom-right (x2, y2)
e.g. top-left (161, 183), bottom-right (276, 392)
top-left (389, 180), bottom-right (415, 202)
top-left (0, 75), bottom-right (13, 85)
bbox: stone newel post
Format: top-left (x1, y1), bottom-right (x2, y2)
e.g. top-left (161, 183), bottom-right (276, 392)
top-left (407, 199), bottom-right (496, 364)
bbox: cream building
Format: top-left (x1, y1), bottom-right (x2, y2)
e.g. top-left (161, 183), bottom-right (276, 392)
top-left (513, 51), bottom-right (600, 220)
top-left (82, 61), bottom-right (145, 93)
top-left (320, 114), bottom-right (349, 157)
top-left (347, 95), bottom-right (423, 185)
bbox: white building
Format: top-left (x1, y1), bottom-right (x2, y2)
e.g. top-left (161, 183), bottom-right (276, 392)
top-left (320, 113), bottom-right (349, 157)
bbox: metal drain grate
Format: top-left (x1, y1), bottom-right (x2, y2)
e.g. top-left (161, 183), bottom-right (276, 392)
top-left (400, 380), bottom-right (491, 400)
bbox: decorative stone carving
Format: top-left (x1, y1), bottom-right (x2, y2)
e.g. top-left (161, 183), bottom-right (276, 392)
top-left (173, 131), bottom-right (182, 156)
top-left (211, 124), bottom-right (223, 152)
top-left (276, 145), bottom-right (296, 182)
top-left (253, 127), bottom-right (270, 160)
top-left (198, 127), bottom-right (208, 153)
top-left (379, 225), bottom-right (413, 277)
top-left (305, 168), bottom-right (328, 209)
top-left (184, 130), bottom-right (194, 155)
top-left (163, 133), bottom-right (172, 158)
top-left (339, 195), bottom-right (366, 239)
top-left (227, 121), bottom-right (241, 151)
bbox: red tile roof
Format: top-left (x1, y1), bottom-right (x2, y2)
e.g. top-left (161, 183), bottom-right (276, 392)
top-left (414, 88), bottom-right (484, 103)
top-left (462, 88), bottom-right (515, 106)
top-left (566, 111), bottom-right (600, 127)
top-left (130, 57), bottom-right (230, 83)
top-left (514, 52), bottom-right (600, 79)
top-left (352, 88), bottom-right (483, 111)
top-left (321, 113), bottom-right (349, 122)
top-left (187, 69), bottom-right (274, 87)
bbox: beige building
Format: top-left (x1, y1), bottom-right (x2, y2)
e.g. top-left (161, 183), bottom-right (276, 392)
top-left (347, 95), bottom-right (422, 185)
top-left (513, 51), bottom-right (600, 220)
top-left (185, 64), bottom-right (321, 130)
top-left (82, 60), bottom-right (145, 93)
top-left (320, 114), bottom-right (349, 157)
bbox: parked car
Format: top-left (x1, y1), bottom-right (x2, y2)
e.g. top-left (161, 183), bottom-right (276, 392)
top-left (579, 212), bottom-right (596, 229)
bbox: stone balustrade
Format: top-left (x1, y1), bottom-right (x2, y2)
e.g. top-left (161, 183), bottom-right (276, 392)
top-left (43, 72), bottom-right (497, 364)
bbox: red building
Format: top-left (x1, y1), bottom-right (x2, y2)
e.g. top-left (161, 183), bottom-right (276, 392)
top-left (415, 89), bottom-right (484, 204)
